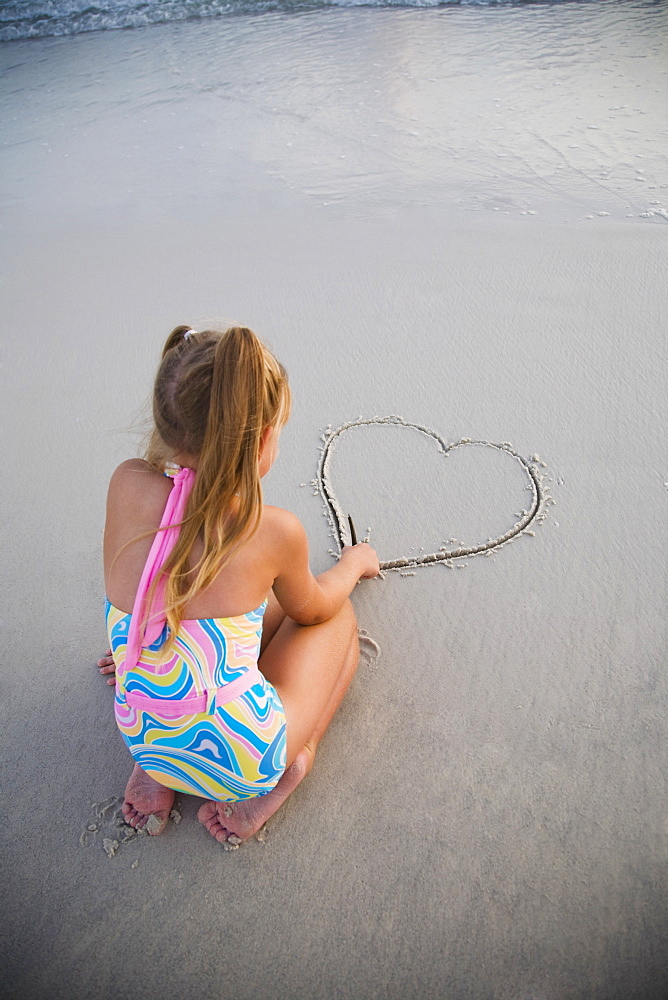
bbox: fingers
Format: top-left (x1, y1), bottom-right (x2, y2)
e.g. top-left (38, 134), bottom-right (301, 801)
top-left (341, 543), bottom-right (380, 579)
top-left (97, 649), bottom-right (117, 686)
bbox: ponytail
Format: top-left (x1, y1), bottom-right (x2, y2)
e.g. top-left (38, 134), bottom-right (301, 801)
top-left (144, 324), bottom-right (290, 649)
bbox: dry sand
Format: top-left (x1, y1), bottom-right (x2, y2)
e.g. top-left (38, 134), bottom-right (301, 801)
top-left (1, 5), bottom-right (667, 999)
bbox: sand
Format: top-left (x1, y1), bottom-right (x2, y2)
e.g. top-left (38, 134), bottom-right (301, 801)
top-left (317, 416), bottom-right (548, 566)
top-left (1, 4), bottom-right (667, 999)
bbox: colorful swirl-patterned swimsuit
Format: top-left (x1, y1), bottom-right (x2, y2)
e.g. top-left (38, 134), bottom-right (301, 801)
top-left (106, 466), bottom-right (287, 802)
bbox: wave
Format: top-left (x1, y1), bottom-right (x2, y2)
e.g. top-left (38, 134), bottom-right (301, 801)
top-left (0, 0), bottom-right (592, 43)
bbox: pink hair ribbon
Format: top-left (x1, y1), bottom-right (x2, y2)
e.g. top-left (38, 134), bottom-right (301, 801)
top-left (124, 466), bottom-right (196, 671)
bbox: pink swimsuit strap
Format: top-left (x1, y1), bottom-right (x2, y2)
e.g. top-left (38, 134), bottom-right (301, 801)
top-left (124, 466), bottom-right (196, 671)
top-left (124, 667), bottom-right (264, 718)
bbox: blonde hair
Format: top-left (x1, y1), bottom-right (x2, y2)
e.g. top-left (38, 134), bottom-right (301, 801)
top-left (145, 324), bottom-right (290, 644)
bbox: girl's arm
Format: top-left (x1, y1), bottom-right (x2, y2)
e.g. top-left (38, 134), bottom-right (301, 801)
top-left (271, 511), bottom-right (379, 626)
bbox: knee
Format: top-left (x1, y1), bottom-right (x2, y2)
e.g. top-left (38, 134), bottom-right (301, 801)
top-left (292, 744), bottom-right (316, 777)
top-left (349, 601), bottom-right (361, 642)
top-left (335, 599), bottom-right (359, 656)
top-left (340, 597), bottom-right (358, 635)
top-left (340, 600), bottom-right (360, 661)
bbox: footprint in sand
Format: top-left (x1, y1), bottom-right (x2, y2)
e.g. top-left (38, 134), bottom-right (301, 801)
top-left (358, 629), bottom-right (381, 670)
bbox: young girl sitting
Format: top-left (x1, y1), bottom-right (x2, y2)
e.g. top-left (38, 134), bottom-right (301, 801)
top-left (100, 325), bottom-right (379, 845)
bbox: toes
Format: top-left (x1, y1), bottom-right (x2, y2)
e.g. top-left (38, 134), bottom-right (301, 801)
top-left (198, 801), bottom-right (247, 844)
top-left (200, 814), bottom-right (237, 844)
top-left (122, 804), bottom-right (147, 829)
top-left (197, 800), bottom-right (219, 824)
top-left (123, 807), bottom-right (168, 834)
top-left (211, 824), bottom-right (238, 845)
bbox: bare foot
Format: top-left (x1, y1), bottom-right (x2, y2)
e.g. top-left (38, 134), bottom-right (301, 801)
top-left (122, 764), bottom-right (175, 835)
top-left (197, 750), bottom-right (310, 845)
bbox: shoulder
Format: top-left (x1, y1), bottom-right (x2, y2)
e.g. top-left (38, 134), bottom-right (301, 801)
top-left (260, 505), bottom-right (308, 552)
top-left (107, 459), bottom-right (171, 517)
top-left (109, 458), bottom-right (166, 487)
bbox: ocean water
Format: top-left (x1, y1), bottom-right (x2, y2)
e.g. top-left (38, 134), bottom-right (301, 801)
top-left (0, 0), bottom-right (616, 42)
top-left (1, 0), bottom-right (666, 223)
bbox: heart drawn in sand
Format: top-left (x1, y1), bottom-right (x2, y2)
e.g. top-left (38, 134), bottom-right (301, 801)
top-left (316, 416), bottom-right (548, 571)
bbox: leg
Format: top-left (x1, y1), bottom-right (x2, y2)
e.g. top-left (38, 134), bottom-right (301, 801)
top-left (121, 592), bottom-right (287, 838)
top-left (264, 598), bottom-right (360, 765)
top-left (198, 600), bottom-right (359, 844)
top-left (122, 763), bottom-right (175, 835)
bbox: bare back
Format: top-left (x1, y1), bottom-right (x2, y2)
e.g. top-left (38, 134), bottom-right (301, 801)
top-left (103, 459), bottom-right (286, 619)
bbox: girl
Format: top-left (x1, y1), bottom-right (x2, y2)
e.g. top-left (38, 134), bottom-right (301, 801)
top-left (101, 325), bottom-right (379, 845)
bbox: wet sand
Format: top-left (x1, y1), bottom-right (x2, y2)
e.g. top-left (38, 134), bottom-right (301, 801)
top-left (1, 5), bottom-right (667, 999)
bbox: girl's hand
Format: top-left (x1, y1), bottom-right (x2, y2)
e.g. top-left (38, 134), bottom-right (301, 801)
top-left (340, 543), bottom-right (380, 580)
top-left (97, 649), bottom-right (116, 686)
